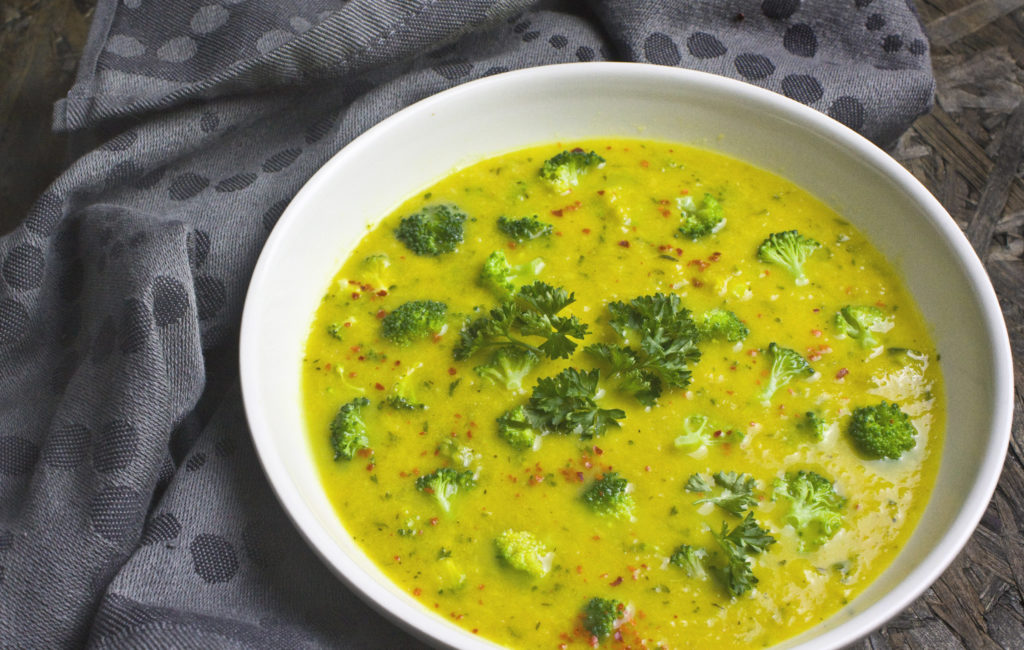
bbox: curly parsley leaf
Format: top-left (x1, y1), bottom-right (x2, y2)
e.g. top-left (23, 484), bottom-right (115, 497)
top-left (525, 368), bottom-right (625, 439)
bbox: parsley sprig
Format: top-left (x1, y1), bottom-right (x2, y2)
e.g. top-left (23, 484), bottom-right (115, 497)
top-left (686, 471), bottom-right (759, 516)
top-left (710, 513), bottom-right (777, 597)
top-left (524, 367), bottom-right (625, 439)
top-left (585, 293), bottom-right (701, 405)
top-left (454, 281), bottom-right (589, 361)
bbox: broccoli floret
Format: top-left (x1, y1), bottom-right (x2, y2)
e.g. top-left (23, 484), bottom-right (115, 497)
top-left (581, 472), bottom-right (635, 519)
top-left (394, 204), bottom-right (466, 256)
top-left (539, 149), bottom-right (605, 193)
top-left (326, 322), bottom-right (344, 340)
top-left (797, 411), bottom-right (827, 441)
top-left (673, 414), bottom-right (743, 452)
top-left (757, 230), bottom-right (821, 285)
top-left (581, 597), bottom-right (624, 641)
top-left (438, 438), bottom-right (477, 469)
top-left (385, 365), bottom-right (426, 410)
top-left (496, 405), bottom-right (541, 450)
top-left (668, 544), bottom-right (707, 578)
top-left (773, 471), bottom-right (846, 550)
top-left (847, 401), bottom-right (917, 459)
top-left (494, 529), bottom-right (553, 577)
top-left (329, 397), bottom-right (371, 460)
top-left (474, 346), bottom-right (540, 391)
top-left (380, 300), bottom-right (447, 346)
top-left (698, 308), bottom-right (749, 343)
top-left (479, 251), bottom-right (545, 300)
top-left (359, 253), bottom-right (391, 290)
top-left (834, 305), bottom-right (891, 348)
top-left (759, 342), bottom-right (815, 403)
top-left (415, 468), bottom-right (476, 512)
top-left (677, 193), bottom-right (724, 240)
top-left (497, 215), bottom-right (553, 242)
top-left (432, 550), bottom-right (466, 593)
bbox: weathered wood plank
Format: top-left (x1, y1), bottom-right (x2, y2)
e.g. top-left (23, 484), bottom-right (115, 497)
top-left (965, 101), bottom-right (1024, 254)
top-left (927, 0), bottom-right (1024, 47)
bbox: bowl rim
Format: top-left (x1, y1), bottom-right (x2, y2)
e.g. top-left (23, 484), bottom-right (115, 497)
top-left (239, 61), bottom-right (1014, 649)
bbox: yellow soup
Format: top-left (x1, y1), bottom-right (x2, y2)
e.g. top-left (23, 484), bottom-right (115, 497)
top-left (301, 140), bottom-right (943, 648)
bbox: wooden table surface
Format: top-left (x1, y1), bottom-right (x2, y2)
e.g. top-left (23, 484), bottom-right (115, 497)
top-left (1, 1), bottom-right (1022, 647)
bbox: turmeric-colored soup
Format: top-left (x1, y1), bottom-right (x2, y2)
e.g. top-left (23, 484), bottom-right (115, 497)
top-left (301, 140), bottom-right (943, 648)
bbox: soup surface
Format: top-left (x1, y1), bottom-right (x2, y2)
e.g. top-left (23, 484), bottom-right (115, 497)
top-left (301, 140), bottom-right (943, 648)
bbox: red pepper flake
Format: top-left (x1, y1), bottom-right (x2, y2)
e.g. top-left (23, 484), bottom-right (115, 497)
top-left (597, 190), bottom-right (605, 195)
top-left (357, 448), bottom-right (373, 458)
top-left (348, 371), bottom-right (357, 378)
top-left (688, 258), bottom-right (710, 271)
top-left (551, 208), bottom-right (563, 217)
top-left (610, 576), bottom-right (623, 586)
top-left (432, 333), bottom-right (443, 343)
top-left (375, 309), bottom-right (387, 319)
top-left (811, 329), bottom-right (822, 337)
top-left (710, 251), bottom-right (722, 261)
top-left (640, 160), bottom-right (649, 168)
top-left (472, 629), bottom-right (479, 635)
top-left (576, 471), bottom-right (585, 482)
top-left (351, 292), bottom-right (361, 300)
top-left (394, 360), bottom-right (401, 366)
top-left (374, 382), bottom-right (385, 391)
top-left (507, 240), bottom-right (517, 249)
top-left (675, 247), bottom-right (683, 255)
top-left (836, 368), bottom-right (849, 380)
top-left (349, 345), bottom-right (361, 353)
top-left (692, 278), bottom-right (704, 288)
top-left (582, 228), bottom-right (591, 234)
top-left (413, 588), bottom-right (422, 597)
top-left (645, 465), bottom-right (652, 472)
top-left (430, 517), bottom-right (439, 526)
top-left (343, 321), bottom-right (352, 328)
top-left (592, 535), bottom-right (601, 541)
top-left (618, 240), bottom-right (630, 248)
top-left (393, 555), bottom-right (401, 564)
top-left (660, 208), bottom-right (670, 217)
top-left (531, 474), bottom-right (544, 485)
top-left (576, 565), bottom-right (583, 574)
top-left (323, 363), bottom-right (332, 371)
top-left (508, 474), bottom-right (518, 483)
top-left (593, 446), bottom-right (603, 455)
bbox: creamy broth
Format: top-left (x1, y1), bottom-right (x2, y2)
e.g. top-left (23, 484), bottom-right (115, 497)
top-left (301, 140), bottom-right (943, 648)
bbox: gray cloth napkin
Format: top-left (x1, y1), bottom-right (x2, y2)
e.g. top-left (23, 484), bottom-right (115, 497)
top-left (0, 1), bottom-right (933, 647)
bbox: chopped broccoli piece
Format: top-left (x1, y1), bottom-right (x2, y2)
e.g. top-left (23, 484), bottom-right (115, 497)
top-left (454, 281), bottom-right (589, 362)
top-left (496, 405), bottom-right (541, 450)
top-left (676, 193), bottom-right (724, 240)
top-left (474, 346), bottom-right (540, 391)
top-left (435, 556), bottom-right (466, 593)
top-left (797, 411), bottom-right (827, 441)
top-left (773, 470), bottom-right (846, 550)
top-left (757, 230), bottom-right (821, 285)
top-left (668, 544), bottom-right (708, 578)
top-left (834, 305), bottom-right (891, 348)
top-left (437, 438), bottom-right (477, 469)
top-left (494, 529), bottom-right (552, 577)
top-left (479, 251), bottom-right (545, 300)
top-left (497, 215), bottom-right (553, 242)
top-left (326, 322), bottom-right (344, 340)
top-left (689, 471), bottom-right (758, 516)
top-left (526, 367), bottom-right (626, 439)
top-left (710, 513), bottom-right (777, 598)
top-left (415, 468), bottom-right (476, 512)
top-left (581, 472), bottom-right (635, 519)
top-left (673, 414), bottom-right (743, 452)
top-left (585, 293), bottom-right (701, 405)
top-left (539, 149), bottom-right (605, 193)
top-left (394, 204), bottom-right (466, 256)
top-left (359, 253), bottom-right (391, 290)
top-left (847, 401), bottom-right (917, 459)
top-left (329, 397), bottom-right (371, 460)
top-left (759, 342), bottom-right (815, 403)
top-left (581, 597), bottom-right (623, 641)
top-left (698, 308), bottom-right (749, 343)
top-left (380, 300), bottom-right (447, 346)
top-left (385, 365), bottom-right (426, 410)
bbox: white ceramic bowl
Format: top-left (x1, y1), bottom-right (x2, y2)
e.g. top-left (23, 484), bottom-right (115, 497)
top-left (239, 62), bottom-right (1013, 649)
